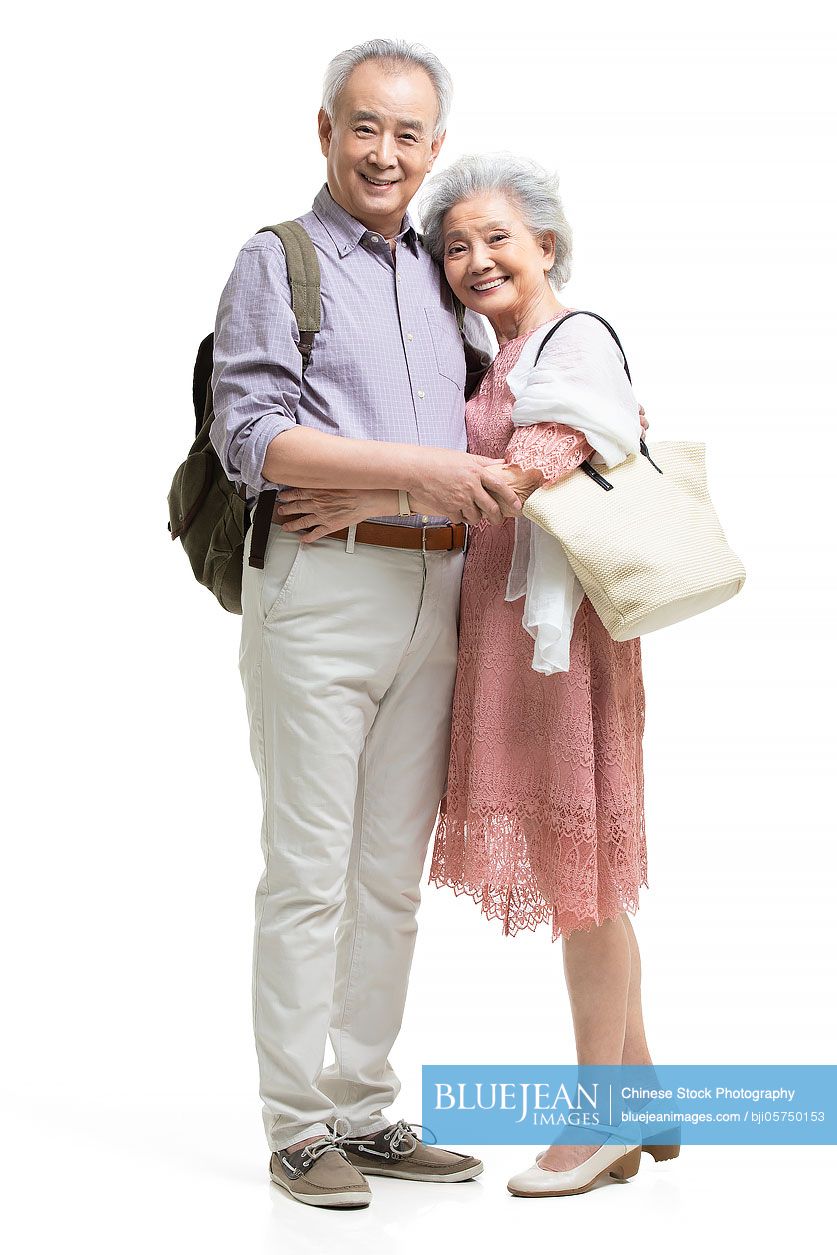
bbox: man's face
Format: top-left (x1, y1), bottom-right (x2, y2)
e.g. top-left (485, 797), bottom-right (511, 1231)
top-left (318, 60), bottom-right (445, 234)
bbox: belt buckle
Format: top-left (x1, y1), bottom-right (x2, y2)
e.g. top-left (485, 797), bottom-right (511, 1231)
top-left (420, 525), bottom-right (429, 553)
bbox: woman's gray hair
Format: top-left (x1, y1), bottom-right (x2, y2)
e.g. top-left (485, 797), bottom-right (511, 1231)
top-left (420, 153), bottom-right (573, 289)
top-left (322, 39), bottom-right (453, 140)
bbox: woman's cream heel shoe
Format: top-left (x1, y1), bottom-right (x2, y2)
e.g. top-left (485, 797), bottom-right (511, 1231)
top-left (629, 1096), bottom-right (682, 1161)
top-left (641, 1128), bottom-right (681, 1161)
top-left (507, 1133), bottom-right (642, 1198)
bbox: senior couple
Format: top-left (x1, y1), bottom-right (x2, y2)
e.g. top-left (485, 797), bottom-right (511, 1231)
top-left (211, 38), bottom-right (667, 1207)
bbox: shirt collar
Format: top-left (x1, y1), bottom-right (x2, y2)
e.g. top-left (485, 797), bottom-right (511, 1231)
top-left (312, 183), bottom-right (420, 258)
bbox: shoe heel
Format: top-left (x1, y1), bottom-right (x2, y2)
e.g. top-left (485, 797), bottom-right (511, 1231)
top-left (641, 1125), bottom-right (681, 1161)
top-left (643, 1142), bottom-right (680, 1162)
top-left (608, 1146), bottom-right (641, 1181)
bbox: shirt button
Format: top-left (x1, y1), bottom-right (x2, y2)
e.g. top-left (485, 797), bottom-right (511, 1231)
top-left (407, 333), bottom-right (413, 341)
top-left (422, 515), bottom-right (430, 524)
top-left (370, 235), bottom-right (379, 243)
top-left (417, 390), bottom-right (425, 399)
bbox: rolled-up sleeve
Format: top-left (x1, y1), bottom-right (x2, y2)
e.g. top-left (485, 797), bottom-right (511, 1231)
top-left (210, 239), bottom-right (302, 496)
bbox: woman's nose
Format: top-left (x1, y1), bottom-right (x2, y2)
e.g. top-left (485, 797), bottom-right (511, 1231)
top-left (469, 247), bottom-right (494, 273)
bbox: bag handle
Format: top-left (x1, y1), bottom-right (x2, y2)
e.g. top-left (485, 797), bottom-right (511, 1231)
top-left (534, 309), bottom-right (632, 382)
top-left (532, 309), bottom-right (661, 481)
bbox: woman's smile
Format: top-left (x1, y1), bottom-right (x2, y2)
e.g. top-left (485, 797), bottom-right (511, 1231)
top-left (471, 275), bottom-right (510, 292)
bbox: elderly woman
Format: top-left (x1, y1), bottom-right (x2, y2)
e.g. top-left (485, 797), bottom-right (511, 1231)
top-left (274, 154), bottom-right (676, 1197)
top-left (416, 154), bottom-right (673, 1196)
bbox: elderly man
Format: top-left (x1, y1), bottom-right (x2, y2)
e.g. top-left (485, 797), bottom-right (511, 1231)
top-left (211, 39), bottom-right (521, 1208)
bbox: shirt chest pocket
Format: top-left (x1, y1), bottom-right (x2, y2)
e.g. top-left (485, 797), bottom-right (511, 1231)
top-left (424, 307), bottom-right (466, 390)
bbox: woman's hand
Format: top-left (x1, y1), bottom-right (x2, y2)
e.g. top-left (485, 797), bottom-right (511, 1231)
top-left (406, 450), bottom-right (522, 525)
top-left (481, 463), bottom-right (545, 518)
top-left (273, 487), bottom-right (398, 542)
top-left (639, 403), bottom-right (649, 434)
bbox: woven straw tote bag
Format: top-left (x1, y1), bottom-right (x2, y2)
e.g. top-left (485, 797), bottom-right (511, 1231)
top-left (521, 312), bottom-right (747, 642)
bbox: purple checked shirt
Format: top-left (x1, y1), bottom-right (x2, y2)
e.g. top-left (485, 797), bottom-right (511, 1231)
top-left (210, 183), bottom-right (468, 527)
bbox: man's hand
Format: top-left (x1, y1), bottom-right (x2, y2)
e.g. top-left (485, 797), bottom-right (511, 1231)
top-left (639, 403), bottom-right (649, 434)
top-left (270, 448), bottom-right (527, 538)
top-left (406, 449), bottom-right (523, 525)
top-left (273, 487), bottom-right (397, 542)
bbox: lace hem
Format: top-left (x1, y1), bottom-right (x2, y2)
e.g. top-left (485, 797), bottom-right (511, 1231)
top-left (504, 422), bottom-right (594, 486)
top-left (429, 807), bottom-right (648, 944)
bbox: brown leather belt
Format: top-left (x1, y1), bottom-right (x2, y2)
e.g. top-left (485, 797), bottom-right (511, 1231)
top-left (324, 520), bottom-right (469, 553)
top-left (247, 488), bottom-right (468, 569)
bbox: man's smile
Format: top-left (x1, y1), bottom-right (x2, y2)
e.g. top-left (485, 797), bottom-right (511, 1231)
top-left (360, 172), bottom-right (400, 187)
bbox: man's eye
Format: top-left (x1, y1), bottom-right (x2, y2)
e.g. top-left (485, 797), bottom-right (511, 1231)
top-left (356, 126), bottom-right (374, 134)
top-left (401, 134), bottom-right (418, 142)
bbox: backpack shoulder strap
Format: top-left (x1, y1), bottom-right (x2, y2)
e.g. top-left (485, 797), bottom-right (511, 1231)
top-left (256, 220), bottom-right (321, 369)
top-left (247, 220), bottom-right (321, 571)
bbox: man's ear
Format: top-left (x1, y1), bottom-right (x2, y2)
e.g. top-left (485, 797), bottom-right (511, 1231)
top-left (317, 108), bottom-right (333, 157)
top-left (426, 128), bottom-right (446, 171)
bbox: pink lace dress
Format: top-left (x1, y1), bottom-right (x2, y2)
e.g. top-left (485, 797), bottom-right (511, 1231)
top-left (428, 319), bottom-right (649, 942)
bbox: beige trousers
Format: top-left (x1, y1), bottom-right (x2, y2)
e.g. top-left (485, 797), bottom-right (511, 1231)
top-left (239, 520), bottom-right (464, 1151)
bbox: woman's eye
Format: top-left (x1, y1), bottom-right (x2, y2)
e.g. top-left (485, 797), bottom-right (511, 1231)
top-left (489, 234), bottom-right (509, 243)
top-left (446, 245), bottom-right (465, 256)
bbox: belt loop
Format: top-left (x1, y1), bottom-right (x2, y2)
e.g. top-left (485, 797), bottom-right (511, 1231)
top-left (462, 521), bottom-right (470, 557)
top-left (345, 524), bottom-right (357, 554)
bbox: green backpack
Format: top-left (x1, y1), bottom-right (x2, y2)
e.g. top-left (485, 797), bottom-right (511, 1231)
top-left (167, 221), bottom-right (322, 613)
top-left (168, 225), bottom-right (485, 614)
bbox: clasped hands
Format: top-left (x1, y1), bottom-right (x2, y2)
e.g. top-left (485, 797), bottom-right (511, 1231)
top-left (273, 406), bottom-right (648, 543)
top-left (272, 458), bottom-right (527, 543)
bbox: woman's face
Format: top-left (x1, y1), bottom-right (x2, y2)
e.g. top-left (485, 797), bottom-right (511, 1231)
top-left (441, 192), bottom-right (556, 327)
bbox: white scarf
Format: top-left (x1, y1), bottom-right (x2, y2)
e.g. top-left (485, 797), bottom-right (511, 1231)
top-left (503, 314), bottom-right (643, 674)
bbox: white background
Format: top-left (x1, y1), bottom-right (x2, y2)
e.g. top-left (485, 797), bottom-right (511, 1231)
top-left (4, 1), bottom-right (836, 1251)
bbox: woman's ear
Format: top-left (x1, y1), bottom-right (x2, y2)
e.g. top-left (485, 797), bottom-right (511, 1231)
top-left (540, 230), bottom-right (557, 272)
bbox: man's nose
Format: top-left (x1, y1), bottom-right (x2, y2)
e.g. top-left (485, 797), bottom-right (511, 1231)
top-left (368, 134), bottom-right (398, 168)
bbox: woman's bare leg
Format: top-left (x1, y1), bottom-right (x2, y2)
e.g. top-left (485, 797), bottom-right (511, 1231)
top-left (621, 912), bottom-right (653, 1067)
top-left (539, 915), bottom-right (631, 1172)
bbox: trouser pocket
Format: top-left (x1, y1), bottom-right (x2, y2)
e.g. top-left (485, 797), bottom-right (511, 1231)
top-left (259, 526), bottom-right (305, 624)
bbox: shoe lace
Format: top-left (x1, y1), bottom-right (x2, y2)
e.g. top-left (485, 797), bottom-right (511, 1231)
top-left (332, 1118), bottom-right (438, 1159)
top-left (299, 1117), bottom-right (354, 1169)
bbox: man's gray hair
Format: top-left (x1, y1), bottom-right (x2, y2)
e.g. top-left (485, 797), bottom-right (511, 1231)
top-left (322, 39), bottom-right (453, 140)
top-left (420, 153), bottom-right (573, 289)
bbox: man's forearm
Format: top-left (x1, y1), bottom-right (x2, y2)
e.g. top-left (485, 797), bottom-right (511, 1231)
top-left (263, 425), bottom-right (524, 525)
top-left (262, 426), bottom-right (426, 492)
